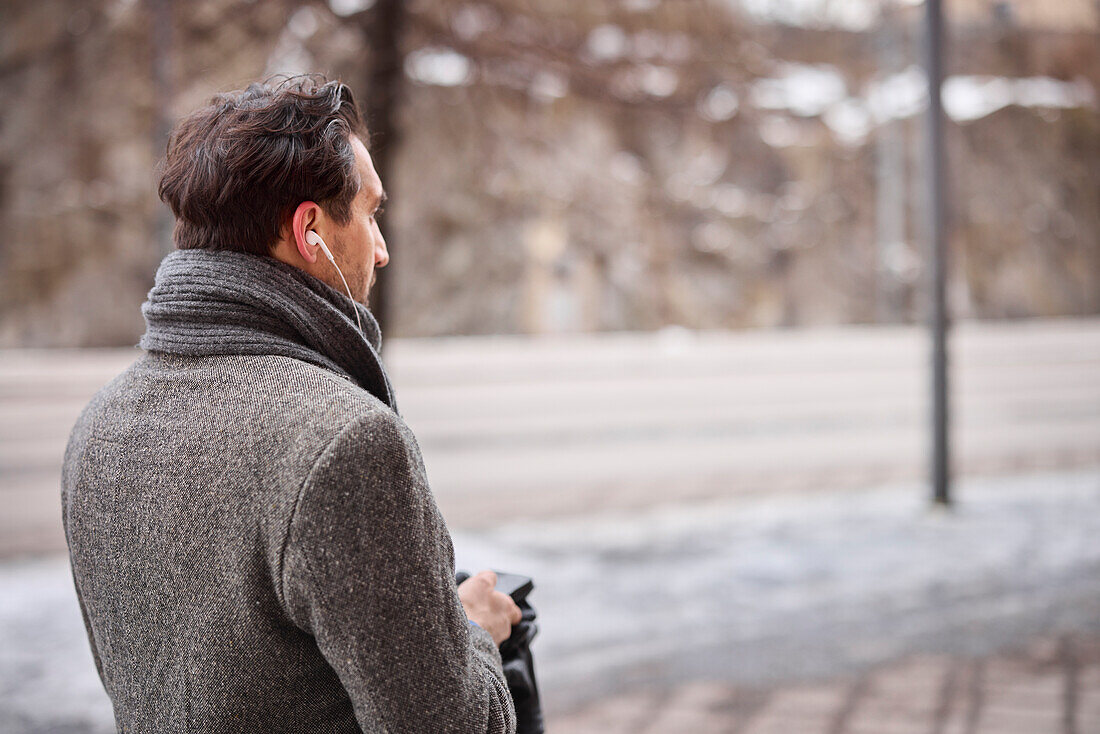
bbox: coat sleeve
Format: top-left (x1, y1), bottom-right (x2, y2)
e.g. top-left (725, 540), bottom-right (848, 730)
top-left (280, 409), bottom-right (517, 734)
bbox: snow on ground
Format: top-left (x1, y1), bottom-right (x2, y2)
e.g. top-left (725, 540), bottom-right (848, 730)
top-left (455, 469), bottom-right (1100, 706)
top-left (3, 470), bottom-right (1099, 731)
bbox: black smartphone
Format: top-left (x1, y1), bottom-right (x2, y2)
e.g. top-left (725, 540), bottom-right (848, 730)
top-left (492, 571), bottom-right (534, 603)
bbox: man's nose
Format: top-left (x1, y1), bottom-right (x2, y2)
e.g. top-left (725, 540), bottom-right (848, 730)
top-left (375, 228), bottom-right (389, 268)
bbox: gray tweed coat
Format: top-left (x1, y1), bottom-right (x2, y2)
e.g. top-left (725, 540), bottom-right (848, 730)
top-left (61, 250), bottom-right (516, 733)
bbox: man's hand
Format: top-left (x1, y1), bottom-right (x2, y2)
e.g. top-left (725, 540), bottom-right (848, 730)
top-left (458, 569), bottom-right (523, 646)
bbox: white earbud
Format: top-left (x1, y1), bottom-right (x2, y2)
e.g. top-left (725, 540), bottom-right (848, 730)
top-left (305, 230), bottom-right (363, 333)
top-left (305, 230), bottom-right (334, 261)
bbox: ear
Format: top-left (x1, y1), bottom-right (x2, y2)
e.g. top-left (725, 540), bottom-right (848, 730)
top-left (291, 201), bottom-right (322, 263)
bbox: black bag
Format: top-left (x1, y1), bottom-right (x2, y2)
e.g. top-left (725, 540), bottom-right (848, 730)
top-left (456, 570), bottom-right (544, 734)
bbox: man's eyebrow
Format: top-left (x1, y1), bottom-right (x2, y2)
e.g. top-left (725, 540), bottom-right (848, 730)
top-left (370, 189), bottom-right (388, 209)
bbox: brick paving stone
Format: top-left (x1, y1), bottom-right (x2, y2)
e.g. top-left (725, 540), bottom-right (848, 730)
top-left (739, 715), bottom-right (833, 734)
top-left (841, 656), bottom-right (948, 734)
top-left (982, 673), bottom-right (1063, 711)
top-left (984, 669), bottom-right (1064, 693)
top-left (1077, 664), bottom-right (1100, 732)
top-left (939, 717), bottom-right (973, 734)
top-left (847, 700), bottom-right (936, 731)
top-left (865, 655), bottom-right (953, 695)
top-left (548, 635), bottom-right (1100, 734)
top-left (980, 690), bottom-right (1068, 714)
top-left (973, 647), bottom-right (1067, 734)
top-left (974, 708), bottom-right (1062, 734)
top-left (761, 682), bottom-right (853, 717)
top-left (548, 690), bottom-right (660, 733)
top-left (933, 662), bottom-right (982, 734)
top-left (846, 720), bottom-right (930, 734)
top-left (639, 681), bottom-right (738, 734)
top-left (978, 692), bottom-right (1063, 729)
top-left (739, 682), bottom-right (850, 734)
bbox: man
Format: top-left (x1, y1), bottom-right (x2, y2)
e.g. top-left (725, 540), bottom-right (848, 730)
top-left (61, 75), bottom-right (522, 733)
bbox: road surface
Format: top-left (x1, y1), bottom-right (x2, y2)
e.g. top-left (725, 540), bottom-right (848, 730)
top-left (3, 317), bottom-right (1098, 554)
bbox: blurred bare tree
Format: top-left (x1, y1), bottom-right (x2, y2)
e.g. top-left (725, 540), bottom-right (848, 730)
top-left (0, 0), bottom-right (1097, 346)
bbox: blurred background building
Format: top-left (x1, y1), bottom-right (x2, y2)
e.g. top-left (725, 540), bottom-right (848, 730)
top-left (2, 1), bottom-right (1099, 732)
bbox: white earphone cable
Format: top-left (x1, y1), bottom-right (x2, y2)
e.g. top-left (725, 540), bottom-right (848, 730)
top-left (320, 247), bottom-right (364, 333)
top-left (307, 230), bottom-right (365, 333)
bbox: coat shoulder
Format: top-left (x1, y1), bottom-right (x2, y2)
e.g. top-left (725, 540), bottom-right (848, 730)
top-left (75, 352), bottom-right (397, 443)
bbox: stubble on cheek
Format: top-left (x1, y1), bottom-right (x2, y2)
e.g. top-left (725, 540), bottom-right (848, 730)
top-left (328, 240), bottom-right (369, 305)
top-left (353, 258), bottom-right (372, 305)
top-left (343, 259), bottom-right (367, 305)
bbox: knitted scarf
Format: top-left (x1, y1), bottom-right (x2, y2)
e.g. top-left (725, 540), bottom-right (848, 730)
top-left (139, 248), bottom-right (398, 414)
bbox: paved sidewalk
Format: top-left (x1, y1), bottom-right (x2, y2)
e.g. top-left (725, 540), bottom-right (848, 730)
top-left (551, 634), bottom-right (1100, 733)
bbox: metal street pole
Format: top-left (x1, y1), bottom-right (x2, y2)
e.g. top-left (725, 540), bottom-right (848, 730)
top-left (357, 0), bottom-right (409, 352)
top-left (924, 0), bottom-right (950, 505)
top-left (150, 0), bottom-right (175, 261)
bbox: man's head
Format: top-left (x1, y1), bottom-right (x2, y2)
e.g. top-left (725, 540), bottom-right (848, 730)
top-left (158, 75), bottom-right (388, 304)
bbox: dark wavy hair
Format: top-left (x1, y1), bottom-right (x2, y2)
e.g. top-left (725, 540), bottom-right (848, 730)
top-left (158, 75), bottom-right (367, 255)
